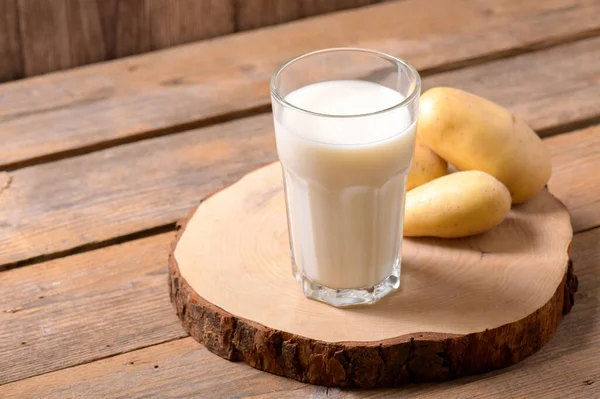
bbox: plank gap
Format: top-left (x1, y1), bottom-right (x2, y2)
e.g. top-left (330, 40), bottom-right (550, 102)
top-left (0, 335), bottom-right (186, 388)
top-left (418, 26), bottom-right (600, 77)
top-left (0, 103), bottom-right (272, 172)
top-left (537, 117), bottom-right (600, 139)
top-left (0, 222), bottom-right (175, 272)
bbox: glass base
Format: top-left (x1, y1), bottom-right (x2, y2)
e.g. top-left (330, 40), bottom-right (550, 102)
top-left (292, 260), bottom-right (401, 307)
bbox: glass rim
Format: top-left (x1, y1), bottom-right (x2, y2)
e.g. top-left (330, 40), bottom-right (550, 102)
top-left (270, 47), bottom-right (421, 118)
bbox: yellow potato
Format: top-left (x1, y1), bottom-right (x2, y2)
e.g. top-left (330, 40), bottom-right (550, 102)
top-left (417, 87), bottom-right (551, 203)
top-left (404, 171), bottom-right (511, 238)
top-left (406, 140), bottom-right (447, 191)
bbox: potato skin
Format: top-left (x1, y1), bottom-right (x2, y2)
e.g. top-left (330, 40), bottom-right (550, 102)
top-left (406, 140), bottom-right (447, 191)
top-left (417, 87), bottom-right (551, 204)
top-left (404, 171), bottom-right (511, 238)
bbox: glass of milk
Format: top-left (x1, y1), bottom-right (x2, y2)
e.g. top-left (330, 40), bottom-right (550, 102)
top-left (270, 48), bottom-right (420, 307)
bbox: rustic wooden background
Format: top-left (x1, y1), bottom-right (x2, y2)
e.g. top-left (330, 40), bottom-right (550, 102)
top-left (1, 0), bottom-right (600, 397)
top-left (0, 0), bottom-right (387, 82)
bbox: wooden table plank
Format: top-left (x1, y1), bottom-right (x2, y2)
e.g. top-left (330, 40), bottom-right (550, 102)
top-left (1, 0), bottom-right (599, 169)
top-left (1, 37), bottom-right (600, 268)
top-left (546, 126), bottom-right (600, 233)
top-left (2, 225), bottom-right (598, 398)
top-left (0, 126), bottom-right (598, 384)
top-left (0, 233), bottom-right (185, 385)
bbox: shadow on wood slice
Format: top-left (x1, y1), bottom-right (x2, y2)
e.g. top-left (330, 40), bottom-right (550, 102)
top-left (168, 162), bottom-right (577, 388)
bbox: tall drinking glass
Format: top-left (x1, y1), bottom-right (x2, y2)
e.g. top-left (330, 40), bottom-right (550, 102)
top-left (270, 48), bottom-right (420, 306)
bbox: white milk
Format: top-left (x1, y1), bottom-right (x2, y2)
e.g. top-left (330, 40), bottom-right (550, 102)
top-left (273, 80), bottom-right (416, 289)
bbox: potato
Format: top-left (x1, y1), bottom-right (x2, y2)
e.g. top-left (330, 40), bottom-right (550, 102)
top-left (404, 171), bottom-right (511, 238)
top-left (406, 140), bottom-right (447, 191)
top-left (417, 87), bottom-right (551, 203)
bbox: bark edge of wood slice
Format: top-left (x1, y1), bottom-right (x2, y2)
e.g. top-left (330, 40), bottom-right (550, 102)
top-left (168, 162), bottom-right (578, 388)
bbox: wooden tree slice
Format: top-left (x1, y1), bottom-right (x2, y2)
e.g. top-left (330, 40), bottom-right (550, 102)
top-left (168, 162), bottom-right (577, 388)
